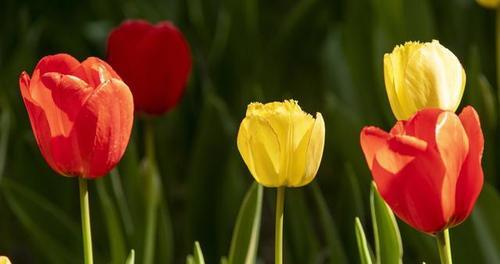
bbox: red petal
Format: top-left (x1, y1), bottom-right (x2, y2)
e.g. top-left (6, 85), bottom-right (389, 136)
top-left (74, 79), bottom-right (134, 178)
top-left (434, 112), bottom-right (469, 223)
top-left (451, 106), bottom-right (484, 225)
top-left (33, 53), bottom-right (80, 75)
top-left (133, 22), bottom-right (191, 114)
top-left (403, 108), bottom-right (443, 145)
top-left (41, 72), bottom-right (93, 121)
top-left (72, 57), bottom-right (121, 88)
top-left (107, 20), bottom-right (191, 115)
top-left (107, 20), bottom-right (152, 102)
top-left (372, 134), bottom-right (447, 233)
top-left (20, 72), bottom-right (60, 174)
top-left (360, 126), bottom-right (390, 170)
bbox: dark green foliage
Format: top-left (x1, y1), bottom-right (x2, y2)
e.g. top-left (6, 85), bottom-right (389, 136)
top-left (0, 0), bottom-right (499, 263)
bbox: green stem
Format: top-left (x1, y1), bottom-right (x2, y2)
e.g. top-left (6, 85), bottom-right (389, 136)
top-left (79, 178), bottom-right (94, 264)
top-left (495, 6), bottom-right (500, 91)
top-left (275, 187), bottom-right (285, 264)
top-left (143, 120), bottom-right (160, 264)
top-left (496, 6), bottom-right (500, 89)
top-left (435, 229), bottom-right (452, 264)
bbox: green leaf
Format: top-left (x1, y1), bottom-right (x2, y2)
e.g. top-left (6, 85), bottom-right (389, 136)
top-left (109, 169), bottom-right (134, 239)
top-left (355, 217), bottom-right (373, 264)
top-left (1, 178), bottom-right (81, 264)
top-left (125, 250), bottom-right (135, 264)
top-left (310, 183), bottom-right (348, 264)
top-left (370, 182), bottom-right (402, 264)
top-left (96, 178), bottom-right (127, 264)
top-left (0, 107), bottom-right (10, 183)
top-left (193, 241), bottom-right (206, 264)
top-left (469, 183), bottom-right (500, 263)
top-left (227, 182), bottom-right (263, 264)
top-left (157, 199), bottom-right (174, 264)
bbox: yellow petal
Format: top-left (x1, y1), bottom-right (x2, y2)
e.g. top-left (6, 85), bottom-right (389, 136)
top-left (0, 257), bottom-right (11, 264)
top-left (477, 0), bottom-right (500, 9)
top-left (237, 116), bottom-right (281, 186)
top-left (237, 100), bottom-right (324, 187)
top-left (385, 41), bottom-right (423, 120)
top-left (384, 40), bottom-right (465, 120)
top-left (300, 112), bottom-right (325, 186)
top-left (287, 114), bottom-right (315, 186)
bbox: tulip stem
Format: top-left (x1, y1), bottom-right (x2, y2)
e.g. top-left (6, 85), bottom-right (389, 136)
top-left (436, 229), bottom-right (452, 264)
top-left (275, 186), bottom-right (285, 264)
top-left (143, 121), bottom-right (160, 264)
top-left (496, 6), bottom-right (500, 89)
top-left (79, 178), bottom-right (94, 264)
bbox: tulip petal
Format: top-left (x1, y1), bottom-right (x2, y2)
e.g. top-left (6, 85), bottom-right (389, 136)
top-left (41, 72), bottom-right (94, 122)
top-left (74, 79), bottom-right (134, 178)
top-left (287, 110), bottom-right (316, 186)
top-left (298, 112), bottom-right (325, 187)
top-left (434, 112), bottom-right (469, 221)
top-left (384, 54), bottom-right (406, 120)
top-left (452, 106), bottom-right (484, 225)
top-left (360, 126), bottom-right (391, 170)
top-left (34, 53), bottom-right (80, 76)
top-left (239, 117), bottom-right (281, 187)
top-left (20, 72), bottom-right (60, 174)
top-left (385, 42), bottom-right (422, 120)
top-left (72, 57), bottom-right (122, 88)
top-left (401, 41), bottom-right (465, 114)
top-left (372, 135), bottom-right (447, 233)
top-left (133, 22), bottom-right (191, 114)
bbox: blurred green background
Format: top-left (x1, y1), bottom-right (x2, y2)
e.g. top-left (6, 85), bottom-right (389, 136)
top-left (1, 0), bottom-right (500, 263)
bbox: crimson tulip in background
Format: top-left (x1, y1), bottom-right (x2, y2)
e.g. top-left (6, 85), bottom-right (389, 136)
top-left (19, 54), bottom-right (134, 178)
top-left (107, 19), bottom-right (192, 115)
top-left (360, 106), bottom-right (484, 234)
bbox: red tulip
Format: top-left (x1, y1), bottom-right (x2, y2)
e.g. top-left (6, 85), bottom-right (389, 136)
top-left (19, 54), bottom-right (134, 179)
top-left (107, 19), bottom-right (192, 115)
top-left (360, 106), bottom-right (483, 234)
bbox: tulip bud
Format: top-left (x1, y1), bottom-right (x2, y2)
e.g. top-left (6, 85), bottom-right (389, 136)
top-left (360, 106), bottom-right (484, 234)
top-left (384, 40), bottom-right (466, 120)
top-left (19, 54), bottom-right (134, 178)
top-left (0, 256), bottom-right (11, 264)
top-left (107, 20), bottom-right (192, 115)
top-left (237, 100), bottom-right (325, 187)
top-left (477, 0), bottom-right (500, 9)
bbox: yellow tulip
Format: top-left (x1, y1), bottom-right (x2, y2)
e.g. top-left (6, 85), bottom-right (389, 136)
top-left (384, 40), bottom-right (466, 120)
top-left (0, 256), bottom-right (11, 264)
top-left (237, 100), bottom-right (325, 187)
top-left (477, 0), bottom-right (500, 9)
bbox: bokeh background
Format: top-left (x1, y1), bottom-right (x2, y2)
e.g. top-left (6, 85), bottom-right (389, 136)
top-left (1, 0), bottom-right (500, 263)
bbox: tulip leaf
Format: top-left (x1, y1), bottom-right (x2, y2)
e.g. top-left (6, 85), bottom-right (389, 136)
top-left (96, 178), bottom-right (127, 264)
top-left (310, 183), bottom-right (348, 264)
top-left (1, 178), bottom-right (82, 264)
top-left (355, 217), bottom-right (373, 264)
top-left (125, 250), bottom-right (135, 264)
top-left (193, 241), bottom-right (206, 264)
top-left (469, 183), bottom-right (500, 263)
top-left (227, 182), bottom-right (263, 264)
top-left (370, 182), bottom-right (403, 264)
top-left (286, 188), bottom-right (321, 263)
top-left (157, 201), bottom-right (174, 264)
top-left (0, 107), bottom-right (10, 184)
top-left (109, 169), bottom-right (134, 239)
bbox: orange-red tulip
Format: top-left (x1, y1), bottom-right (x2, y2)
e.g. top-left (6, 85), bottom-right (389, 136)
top-left (20, 54), bottom-right (134, 179)
top-left (360, 106), bottom-right (483, 234)
top-left (107, 20), bottom-right (192, 115)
